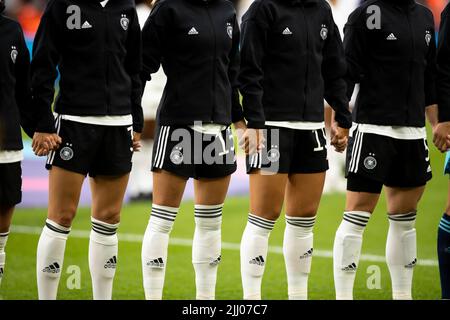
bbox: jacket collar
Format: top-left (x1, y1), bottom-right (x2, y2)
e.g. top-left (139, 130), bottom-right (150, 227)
top-left (184, 0), bottom-right (219, 5)
top-left (383, 0), bottom-right (416, 9)
top-left (278, 0), bottom-right (318, 7)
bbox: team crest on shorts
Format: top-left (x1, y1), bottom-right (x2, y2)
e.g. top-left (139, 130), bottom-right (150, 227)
top-left (320, 24), bottom-right (328, 41)
top-left (363, 154), bottom-right (377, 170)
top-left (120, 14), bottom-right (129, 31)
top-left (425, 30), bottom-right (431, 46)
top-left (170, 147), bottom-right (183, 165)
top-left (10, 46), bottom-right (18, 64)
top-left (267, 146), bottom-right (280, 163)
top-left (227, 23), bottom-right (233, 39)
top-left (60, 145), bottom-right (74, 161)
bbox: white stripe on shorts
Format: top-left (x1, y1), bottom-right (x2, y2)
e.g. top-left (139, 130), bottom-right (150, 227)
top-left (154, 126), bottom-right (170, 169)
top-left (47, 115), bottom-right (62, 165)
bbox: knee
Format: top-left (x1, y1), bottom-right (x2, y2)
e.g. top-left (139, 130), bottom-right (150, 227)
top-left (49, 207), bottom-right (77, 227)
top-left (93, 208), bottom-right (121, 225)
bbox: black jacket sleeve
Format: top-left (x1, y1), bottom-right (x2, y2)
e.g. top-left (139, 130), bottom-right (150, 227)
top-left (425, 26), bottom-right (437, 108)
top-left (343, 9), bottom-right (366, 102)
top-left (126, 8), bottom-right (144, 133)
top-left (15, 26), bottom-right (34, 138)
top-left (141, 3), bottom-right (165, 87)
top-left (228, 15), bottom-right (244, 124)
top-left (322, 14), bottom-right (352, 129)
top-left (437, 5), bottom-right (450, 122)
top-left (238, 2), bottom-right (268, 129)
top-left (30, 1), bottom-right (60, 134)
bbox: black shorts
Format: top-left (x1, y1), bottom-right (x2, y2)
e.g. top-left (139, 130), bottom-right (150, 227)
top-left (151, 125), bottom-right (237, 179)
top-left (46, 117), bottom-right (134, 177)
top-left (346, 127), bottom-right (432, 193)
top-left (246, 126), bottom-right (329, 174)
top-left (0, 162), bottom-right (22, 207)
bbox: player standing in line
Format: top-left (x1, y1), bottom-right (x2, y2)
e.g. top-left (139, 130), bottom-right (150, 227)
top-left (31, 0), bottom-right (143, 300)
top-left (434, 1), bottom-right (450, 300)
top-left (238, 0), bottom-right (352, 300)
top-left (333, 0), bottom-right (438, 300)
top-left (0, 0), bottom-right (56, 288)
top-left (140, 0), bottom-right (247, 300)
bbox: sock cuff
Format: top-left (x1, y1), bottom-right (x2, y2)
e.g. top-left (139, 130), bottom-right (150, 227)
top-left (195, 204), bottom-right (223, 218)
top-left (248, 213), bottom-right (275, 231)
top-left (91, 217), bottom-right (119, 236)
top-left (285, 215), bottom-right (316, 227)
top-left (152, 204), bottom-right (179, 213)
top-left (439, 215), bottom-right (450, 234)
top-left (151, 204), bottom-right (179, 222)
top-left (343, 211), bottom-right (371, 228)
top-left (45, 219), bottom-right (71, 234)
top-left (90, 228), bottom-right (118, 245)
top-left (388, 211), bottom-right (417, 222)
top-left (0, 231), bottom-right (10, 237)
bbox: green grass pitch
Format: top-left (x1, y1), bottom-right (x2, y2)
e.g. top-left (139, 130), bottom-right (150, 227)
top-left (0, 140), bottom-right (447, 300)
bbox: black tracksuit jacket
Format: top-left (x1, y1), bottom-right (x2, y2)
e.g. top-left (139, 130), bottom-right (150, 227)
top-left (0, 14), bottom-right (33, 151)
top-left (31, 0), bottom-right (144, 133)
top-left (239, 0), bottom-right (352, 129)
top-left (141, 0), bottom-right (244, 126)
top-left (345, 0), bottom-right (437, 127)
top-left (437, 2), bottom-right (450, 122)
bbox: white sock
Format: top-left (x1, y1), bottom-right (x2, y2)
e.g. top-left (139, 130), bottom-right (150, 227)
top-left (36, 219), bottom-right (71, 300)
top-left (240, 213), bottom-right (275, 300)
top-left (283, 216), bottom-right (316, 300)
top-left (333, 211), bottom-right (371, 300)
top-left (0, 231), bottom-right (9, 287)
top-left (89, 217), bottom-right (119, 300)
top-left (386, 211), bottom-right (417, 300)
top-left (193, 204), bottom-right (223, 300)
top-left (141, 204), bottom-right (178, 300)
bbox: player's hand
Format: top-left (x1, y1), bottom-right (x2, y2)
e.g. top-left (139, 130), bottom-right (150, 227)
top-left (238, 128), bottom-right (265, 155)
top-left (133, 132), bottom-right (142, 152)
top-left (331, 123), bottom-right (349, 153)
top-left (433, 122), bottom-right (450, 153)
top-left (32, 132), bottom-right (62, 157)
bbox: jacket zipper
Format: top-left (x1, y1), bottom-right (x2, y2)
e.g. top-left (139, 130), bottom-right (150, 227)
top-left (205, 2), bottom-right (217, 124)
top-left (404, 8), bottom-right (414, 124)
top-left (300, 5), bottom-right (309, 119)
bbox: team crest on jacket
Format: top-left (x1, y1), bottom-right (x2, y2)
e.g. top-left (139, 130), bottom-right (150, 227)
top-left (320, 24), bottom-right (328, 40)
top-left (227, 23), bottom-right (233, 39)
top-left (120, 14), bottom-right (129, 31)
top-left (425, 30), bottom-right (431, 46)
top-left (10, 46), bottom-right (18, 64)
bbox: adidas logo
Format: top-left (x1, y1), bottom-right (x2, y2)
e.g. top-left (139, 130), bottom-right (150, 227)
top-left (210, 255), bottom-right (221, 266)
top-left (427, 165), bottom-right (432, 173)
top-left (42, 262), bottom-right (61, 274)
top-left (104, 256), bottom-right (117, 269)
top-left (300, 248), bottom-right (314, 259)
top-left (341, 262), bottom-right (357, 272)
top-left (147, 257), bottom-right (165, 269)
top-left (81, 21), bottom-right (92, 29)
top-left (282, 27), bottom-right (293, 35)
top-left (405, 258), bottom-right (417, 268)
top-left (386, 33), bottom-right (397, 41)
top-left (249, 256), bottom-right (265, 266)
top-left (188, 27), bottom-right (199, 35)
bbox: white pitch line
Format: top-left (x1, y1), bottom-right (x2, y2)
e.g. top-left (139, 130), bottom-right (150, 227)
top-left (11, 225), bottom-right (438, 267)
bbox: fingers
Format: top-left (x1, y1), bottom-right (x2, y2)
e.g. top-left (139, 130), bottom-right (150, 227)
top-left (133, 141), bottom-right (142, 152)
